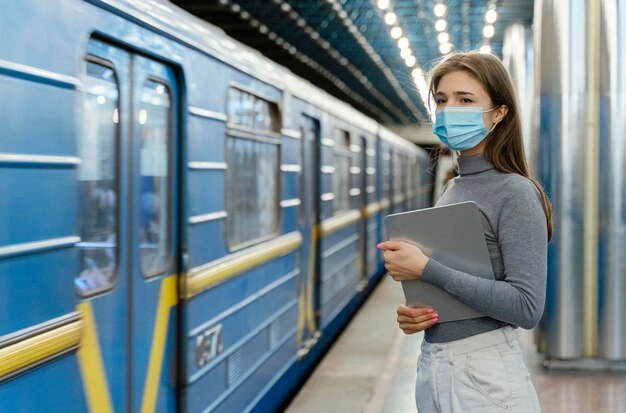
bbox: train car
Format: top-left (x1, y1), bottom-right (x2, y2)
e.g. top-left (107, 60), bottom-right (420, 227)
top-left (0, 0), bottom-right (431, 412)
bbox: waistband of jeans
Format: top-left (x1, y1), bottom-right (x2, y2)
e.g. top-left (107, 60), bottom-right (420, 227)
top-left (420, 326), bottom-right (517, 357)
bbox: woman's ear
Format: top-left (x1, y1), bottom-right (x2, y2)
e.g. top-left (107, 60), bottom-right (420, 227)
top-left (495, 105), bottom-right (509, 123)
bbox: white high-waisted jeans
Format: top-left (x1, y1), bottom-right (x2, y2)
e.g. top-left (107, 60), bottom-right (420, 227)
top-left (415, 326), bottom-right (541, 413)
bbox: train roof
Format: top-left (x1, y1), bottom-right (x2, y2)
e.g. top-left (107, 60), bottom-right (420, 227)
top-left (101, 1), bottom-right (376, 131)
top-left (98, 0), bottom-right (421, 153)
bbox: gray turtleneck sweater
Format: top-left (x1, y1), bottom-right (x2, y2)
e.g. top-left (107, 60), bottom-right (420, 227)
top-left (422, 153), bottom-right (548, 343)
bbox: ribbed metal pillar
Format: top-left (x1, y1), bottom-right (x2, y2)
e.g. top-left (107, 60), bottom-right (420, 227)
top-left (502, 24), bottom-right (534, 169)
top-left (598, 0), bottom-right (626, 360)
top-left (534, 0), bottom-right (587, 359)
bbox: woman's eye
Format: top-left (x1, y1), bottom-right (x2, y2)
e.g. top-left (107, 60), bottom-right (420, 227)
top-left (460, 98), bottom-right (473, 103)
top-left (435, 99), bottom-right (446, 105)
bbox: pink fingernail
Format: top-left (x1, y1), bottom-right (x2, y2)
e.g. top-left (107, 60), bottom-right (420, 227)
top-left (427, 308), bottom-right (434, 313)
top-left (377, 243), bottom-right (383, 249)
top-left (432, 318), bottom-right (439, 323)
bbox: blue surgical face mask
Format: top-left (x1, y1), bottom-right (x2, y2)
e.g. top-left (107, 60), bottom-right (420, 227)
top-left (432, 106), bottom-right (498, 151)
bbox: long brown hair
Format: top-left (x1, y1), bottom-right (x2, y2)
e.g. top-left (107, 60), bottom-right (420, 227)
top-left (429, 52), bottom-right (553, 241)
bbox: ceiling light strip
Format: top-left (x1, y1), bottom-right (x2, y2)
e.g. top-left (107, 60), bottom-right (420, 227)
top-left (268, 0), bottom-right (409, 122)
top-left (222, 0), bottom-right (395, 122)
top-left (325, 0), bottom-right (425, 121)
top-left (294, 49), bottom-right (396, 122)
top-left (377, 0), bottom-right (432, 116)
top-left (481, 0), bottom-right (498, 53)
top-left (433, 1), bottom-right (453, 54)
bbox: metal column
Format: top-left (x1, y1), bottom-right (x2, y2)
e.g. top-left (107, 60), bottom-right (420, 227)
top-left (598, 0), bottom-right (626, 361)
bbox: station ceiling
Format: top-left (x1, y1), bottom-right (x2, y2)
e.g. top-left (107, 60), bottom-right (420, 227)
top-left (172, 0), bottom-right (534, 126)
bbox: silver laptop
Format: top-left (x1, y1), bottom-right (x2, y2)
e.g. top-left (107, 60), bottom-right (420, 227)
top-left (384, 201), bottom-right (494, 322)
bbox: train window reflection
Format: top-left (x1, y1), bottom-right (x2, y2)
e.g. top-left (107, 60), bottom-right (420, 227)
top-left (400, 154), bottom-right (408, 198)
top-left (139, 79), bottom-right (172, 278)
top-left (227, 88), bottom-right (280, 133)
top-left (226, 138), bottom-right (279, 249)
top-left (333, 129), bottom-right (351, 214)
top-left (382, 146), bottom-right (392, 201)
top-left (392, 150), bottom-right (402, 200)
top-left (75, 60), bottom-right (120, 296)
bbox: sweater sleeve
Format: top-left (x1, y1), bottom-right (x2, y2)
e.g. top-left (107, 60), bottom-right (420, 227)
top-left (420, 180), bottom-right (548, 329)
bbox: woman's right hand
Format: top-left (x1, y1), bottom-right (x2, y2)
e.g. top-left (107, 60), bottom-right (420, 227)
top-left (396, 304), bottom-right (439, 334)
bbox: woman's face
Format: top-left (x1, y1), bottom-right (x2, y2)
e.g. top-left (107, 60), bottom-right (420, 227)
top-left (433, 70), bottom-right (507, 155)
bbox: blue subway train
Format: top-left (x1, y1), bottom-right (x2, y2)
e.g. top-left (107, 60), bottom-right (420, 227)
top-left (0, 1), bottom-right (432, 411)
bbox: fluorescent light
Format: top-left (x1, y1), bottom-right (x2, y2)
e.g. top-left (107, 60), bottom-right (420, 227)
top-left (435, 19), bottom-right (447, 32)
top-left (483, 24), bottom-right (495, 38)
top-left (411, 68), bottom-right (431, 114)
top-left (486, 10), bottom-right (497, 24)
top-left (384, 12), bottom-right (397, 25)
top-left (439, 43), bottom-right (452, 54)
top-left (434, 4), bottom-right (446, 17)
top-left (400, 48), bottom-right (412, 59)
top-left (398, 37), bottom-right (409, 49)
top-left (405, 55), bottom-right (416, 67)
top-left (390, 26), bottom-right (403, 39)
top-left (377, 0), bottom-right (390, 10)
top-left (437, 32), bottom-right (449, 44)
top-left (480, 44), bottom-right (492, 54)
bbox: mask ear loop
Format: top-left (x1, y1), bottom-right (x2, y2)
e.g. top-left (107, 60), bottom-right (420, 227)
top-left (486, 105), bottom-right (502, 132)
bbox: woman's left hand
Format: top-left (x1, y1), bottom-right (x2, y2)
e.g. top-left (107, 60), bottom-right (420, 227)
top-left (377, 241), bottom-right (429, 281)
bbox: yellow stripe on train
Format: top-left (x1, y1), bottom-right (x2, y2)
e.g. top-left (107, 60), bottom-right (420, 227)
top-left (0, 314), bottom-right (82, 380)
top-left (319, 209), bottom-right (361, 237)
top-left (141, 275), bottom-right (179, 413)
top-left (77, 303), bottom-right (114, 413)
top-left (186, 231), bottom-right (303, 299)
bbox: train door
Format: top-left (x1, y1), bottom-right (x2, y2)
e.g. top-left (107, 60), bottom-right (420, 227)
top-left (297, 115), bottom-right (321, 357)
top-left (76, 39), bottom-right (180, 412)
top-left (358, 136), bottom-right (368, 285)
top-left (129, 55), bottom-right (180, 413)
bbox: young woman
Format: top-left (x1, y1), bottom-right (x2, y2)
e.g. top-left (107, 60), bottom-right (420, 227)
top-left (377, 52), bottom-right (551, 413)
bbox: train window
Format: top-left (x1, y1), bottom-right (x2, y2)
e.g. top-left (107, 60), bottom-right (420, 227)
top-left (392, 150), bottom-right (402, 199)
top-left (226, 137), bottom-right (279, 249)
top-left (381, 147), bottom-right (391, 201)
top-left (333, 129), bottom-right (351, 214)
top-left (227, 87), bottom-right (280, 133)
top-left (75, 60), bottom-right (120, 296)
top-left (404, 156), bottom-right (415, 207)
top-left (138, 79), bottom-right (172, 278)
top-left (401, 154), bottom-right (408, 196)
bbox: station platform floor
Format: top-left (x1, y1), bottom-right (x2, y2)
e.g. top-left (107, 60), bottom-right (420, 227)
top-left (285, 276), bottom-right (626, 413)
